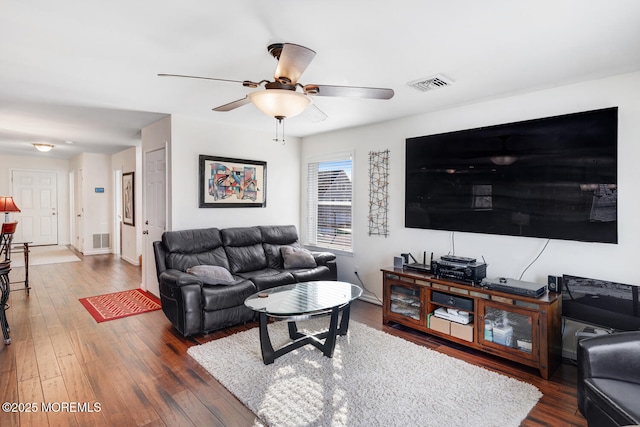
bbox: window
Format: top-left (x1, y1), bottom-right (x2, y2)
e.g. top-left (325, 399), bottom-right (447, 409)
top-left (306, 154), bottom-right (353, 252)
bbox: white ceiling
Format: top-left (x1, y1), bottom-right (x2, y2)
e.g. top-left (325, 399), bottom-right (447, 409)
top-left (2, 0), bottom-right (640, 160)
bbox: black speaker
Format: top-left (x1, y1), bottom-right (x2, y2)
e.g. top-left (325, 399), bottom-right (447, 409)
top-left (548, 275), bottom-right (562, 293)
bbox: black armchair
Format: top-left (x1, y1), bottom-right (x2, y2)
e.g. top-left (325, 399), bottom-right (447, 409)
top-left (577, 331), bottom-right (640, 427)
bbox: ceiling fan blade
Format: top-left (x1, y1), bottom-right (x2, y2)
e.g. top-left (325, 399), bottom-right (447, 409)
top-left (304, 84), bottom-right (394, 99)
top-left (273, 43), bottom-right (316, 85)
top-left (212, 96), bottom-right (252, 112)
top-left (158, 73), bottom-right (261, 87)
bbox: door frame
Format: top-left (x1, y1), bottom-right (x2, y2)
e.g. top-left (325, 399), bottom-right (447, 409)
top-left (142, 146), bottom-right (167, 296)
top-left (113, 169), bottom-right (123, 255)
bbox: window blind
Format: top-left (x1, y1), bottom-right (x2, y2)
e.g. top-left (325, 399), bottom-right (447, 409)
top-left (306, 156), bottom-right (353, 252)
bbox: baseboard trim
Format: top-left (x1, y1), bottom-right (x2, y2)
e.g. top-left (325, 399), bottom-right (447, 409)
top-left (121, 255), bottom-right (140, 266)
top-left (82, 248), bottom-right (111, 256)
top-left (358, 293), bottom-right (382, 306)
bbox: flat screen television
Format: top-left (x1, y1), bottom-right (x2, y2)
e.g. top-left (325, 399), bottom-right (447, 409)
top-left (405, 107), bottom-right (618, 243)
top-left (562, 274), bottom-right (640, 331)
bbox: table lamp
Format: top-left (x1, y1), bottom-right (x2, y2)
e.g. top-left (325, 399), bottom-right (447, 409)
top-left (0, 196), bottom-right (20, 222)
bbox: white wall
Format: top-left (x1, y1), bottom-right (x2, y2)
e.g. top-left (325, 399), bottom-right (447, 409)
top-left (168, 115), bottom-right (302, 231)
top-left (112, 146), bottom-right (140, 264)
top-left (0, 155), bottom-right (71, 245)
top-left (70, 153), bottom-right (113, 255)
top-left (301, 71), bottom-right (640, 300)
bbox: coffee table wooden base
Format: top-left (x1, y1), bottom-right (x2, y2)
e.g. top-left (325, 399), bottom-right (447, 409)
top-left (258, 302), bottom-right (352, 365)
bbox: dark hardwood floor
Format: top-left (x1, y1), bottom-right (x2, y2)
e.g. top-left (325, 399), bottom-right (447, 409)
top-left (0, 252), bottom-right (587, 426)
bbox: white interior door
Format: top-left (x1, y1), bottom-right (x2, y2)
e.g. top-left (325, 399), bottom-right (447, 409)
top-left (143, 148), bottom-right (166, 297)
top-left (11, 170), bottom-right (58, 245)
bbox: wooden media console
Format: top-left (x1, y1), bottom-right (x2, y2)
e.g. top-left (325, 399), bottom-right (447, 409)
top-left (382, 267), bottom-right (562, 379)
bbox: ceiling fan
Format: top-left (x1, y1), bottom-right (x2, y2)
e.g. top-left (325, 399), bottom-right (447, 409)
top-left (159, 43), bottom-right (394, 122)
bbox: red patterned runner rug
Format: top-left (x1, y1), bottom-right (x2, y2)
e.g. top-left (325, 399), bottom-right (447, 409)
top-left (79, 289), bottom-right (161, 323)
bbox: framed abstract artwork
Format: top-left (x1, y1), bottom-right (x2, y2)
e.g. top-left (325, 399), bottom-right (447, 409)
top-left (199, 155), bottom-right (267, 208)
top-left (122, 171), bottom-right (135, 226)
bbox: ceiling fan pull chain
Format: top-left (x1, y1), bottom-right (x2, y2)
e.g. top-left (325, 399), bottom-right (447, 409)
top-left (273, 117), bottom-right (285, 144)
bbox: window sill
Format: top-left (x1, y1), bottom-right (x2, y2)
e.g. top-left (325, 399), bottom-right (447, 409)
top-left (304, 245), bottom-right (353, 257)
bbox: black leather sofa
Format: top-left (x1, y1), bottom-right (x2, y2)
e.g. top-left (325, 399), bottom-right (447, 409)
top-left (577, 331), bottom-right (640, 427)
top-left (153, 225), bottom-right (337, 337)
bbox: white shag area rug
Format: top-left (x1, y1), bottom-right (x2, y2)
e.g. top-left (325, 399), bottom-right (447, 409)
top-left (11, 245), bottom-right (80, 267)
top-left (188, 319), bottom-right (542, 427)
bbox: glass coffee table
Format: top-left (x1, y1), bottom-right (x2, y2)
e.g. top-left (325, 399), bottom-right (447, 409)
top-left (244, 281), bottom-right (362, 364)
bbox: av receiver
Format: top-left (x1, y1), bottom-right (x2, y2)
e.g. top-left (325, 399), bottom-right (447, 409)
top-left (431, 259), bottom-right (487, 284)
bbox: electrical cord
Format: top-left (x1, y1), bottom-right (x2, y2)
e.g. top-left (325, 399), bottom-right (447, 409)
top-left (518, 238), bottom-right (551, 280)
top-left (450, 231), bottom-right (456, 255)
top-left (354, 271), bottom-right (383, 304)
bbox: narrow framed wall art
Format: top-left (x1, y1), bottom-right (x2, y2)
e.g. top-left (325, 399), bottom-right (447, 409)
top-left (122, 171), bottom-right (135, 226)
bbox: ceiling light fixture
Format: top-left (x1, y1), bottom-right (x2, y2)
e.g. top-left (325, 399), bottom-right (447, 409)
top-left (248, 89), bottom-right (311, 120)
top-left (490, 135), bottom-right (518, 166)
top-left (489, 155), bottom-right (518, 166)
top-left (248, 89), bottom-right (311, 143)
top-left (33, 143), bottom-right (54, 152)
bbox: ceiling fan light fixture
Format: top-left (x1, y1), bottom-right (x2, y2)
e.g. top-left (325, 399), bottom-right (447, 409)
top-left (33, 143), bottom-right (54, 152)
top-left (249, 89), bottom-right (311, 119)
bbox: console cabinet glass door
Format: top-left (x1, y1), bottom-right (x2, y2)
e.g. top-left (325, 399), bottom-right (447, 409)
top-left (478, 301), bottom-right (539, 362)
top-left (388, 283), bottom-right (423, 324)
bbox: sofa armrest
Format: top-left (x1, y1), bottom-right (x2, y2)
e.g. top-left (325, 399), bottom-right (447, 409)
top-left (159, 269), bottom-right (203, 287)
top-left (311, 251), bottom-right (336, 266)
top-left (310, 251), bottom-right (337, 281)
top-left (579, 331), bottom-right (640, 384)
top-left (578, 331), bottom-right (640, 415)
top-left (158, 269), bottom-right (204, 337)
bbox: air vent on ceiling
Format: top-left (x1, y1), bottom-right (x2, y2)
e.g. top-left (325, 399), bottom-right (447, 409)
top-left (407, 74), bottom-right (454, 92)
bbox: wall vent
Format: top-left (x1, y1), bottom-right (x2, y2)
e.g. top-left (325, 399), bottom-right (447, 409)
top-left (407, 74), bottom-right (454, 92)
top-left (92, 233), bottom-right (110, 249)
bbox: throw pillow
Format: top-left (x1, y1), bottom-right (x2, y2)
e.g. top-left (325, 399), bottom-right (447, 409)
top-left (281, 246), bottom-right (317, 269)
top-left (186, 265), bottom-right (235, 285)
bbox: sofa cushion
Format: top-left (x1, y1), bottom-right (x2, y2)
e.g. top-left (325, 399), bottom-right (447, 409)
top-left (202, 280), bottom-right (257, 311)
top-left (287, 266), bottom-right (333, 282)
top-left (163, 227), bottom-right (223, 253)
top-left (250, 272), bottom-right (297, 291)
top-left (281, 246), bottom-right (317, 269)
top-left (167, 247), bottom-right (230, 272)
top-left (222, 226), bottom-right (263, 246)
top-left (163, 228), bottom-right (230, 271)
top-left (186, 265), bottom-right (235, 285)
top-left (225, 244), bottom-right (268, 273)
top-left (236, 268), bottom-right (296, 291)
top-left (585, 378), bottom-right (640, 426)
top-left (260, 225), bottom-right (300, 268)
top-left (263, 242), bottom-right (292, 268)
top-left (260, 225), bottom-right (299, 244)
top-left (222, 227), bottom-right (268, 273)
